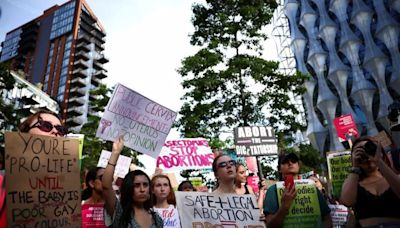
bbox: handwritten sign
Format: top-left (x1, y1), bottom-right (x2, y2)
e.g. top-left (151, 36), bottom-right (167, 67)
top-left (153, 205), bottom-right (181, 228)
top-left (96, 84), bottom-right (177, 158)
top-left (5, 132), bottom-right (81, 228)
top-left (326, 151), bottom-right (351, 199)
top-left (234, 126), bottom-right (277, 156)
top-left (176, 191), bottom-right (265, 228)
top-left (276, 179), bottom-right (321, 227)
top-left (156, 139), bottom-right (213, 171)
top-left (328, 204), bottom-right (348, 227)
top-left (97, 150), bottom-right (132, 178)
top-left (82, 203), bottom-right (106, 228)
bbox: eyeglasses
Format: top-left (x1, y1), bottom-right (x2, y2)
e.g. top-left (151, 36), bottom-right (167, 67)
top-left (29, 120), bottom-right (66, 136)
top-left (217, 160), bottom-right (236, 168)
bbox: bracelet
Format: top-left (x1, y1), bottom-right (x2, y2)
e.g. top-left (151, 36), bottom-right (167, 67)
top-left (348, 167), bottom-right (362, 175)
top-left (108, 162), bottom-right (116, 167)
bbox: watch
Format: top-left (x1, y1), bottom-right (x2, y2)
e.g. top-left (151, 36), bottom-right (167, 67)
top-left (348, 167), bottom-right (362, 175)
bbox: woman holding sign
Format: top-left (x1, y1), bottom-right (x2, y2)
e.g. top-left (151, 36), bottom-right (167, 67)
top-left (102, 137), bottom-right (163, 227)
top-left (151, 174), bottom-right (181, 228)
top-left (341, 137), bottom-right (400, 227)
top-left (212, 154), bottom-right (237, 193)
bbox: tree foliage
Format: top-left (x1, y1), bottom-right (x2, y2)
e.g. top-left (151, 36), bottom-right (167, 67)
top-left (176, 0), bottom-right (307, 144)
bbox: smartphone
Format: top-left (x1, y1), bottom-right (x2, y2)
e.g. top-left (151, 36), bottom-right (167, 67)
top-left (284, 175), bottom-right (294, 190)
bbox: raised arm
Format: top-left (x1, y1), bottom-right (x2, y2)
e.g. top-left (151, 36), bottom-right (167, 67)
top-left (265, 184), bottom-right (296, 228)
top-left (374, 146), bottom-right (400, 198)
top-left (102, 136), bottom-right (124, 216)
top-left (340, 151), bottom-right (363, 207)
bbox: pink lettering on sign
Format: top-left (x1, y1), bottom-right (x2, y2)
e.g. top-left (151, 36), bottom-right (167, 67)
top-left (100, 119), bottom-right (112, 133)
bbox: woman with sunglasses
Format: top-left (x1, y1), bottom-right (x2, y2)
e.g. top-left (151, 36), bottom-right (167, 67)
top-left (212, 154), bottom-right (237, 193)
top-left (235, 163), bottom-right (254, 195)
top-left (82, 167), bottom-right (107, 228)
top-left (19, 110), bottom-right (67, 137)
top-left (102, 136), bottom-right (163, 227)
top-left (151, 174), bottom-right (181, 228)
top-left (341, 137), bottom-right (400, 227)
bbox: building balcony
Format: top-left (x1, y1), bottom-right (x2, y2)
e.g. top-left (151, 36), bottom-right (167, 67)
top-left (67, 106), bottom-right (85, 116)
top-left (97, 54), bottom-right (109, 64)
top-left (93, 70), bottom-right (107, 79)
top-left (74, 59), bottom-right (89, 69)
top-left (70, 77), bottom-right (86, 88)
top-left (77, 34), bottom-right (91, 44)
top-left (72, 68), bottom-right (88, 78)
top-left (75, 51), bottom-right (89, 61)
top-left (89, 93), bottom-right (100, 101)
top-left (68, 96), bottom-right (85, 107)
top-left (76, 42), bottom-right (90, 52)
top-left (69, 87), bottom-right (86, 97)
top-left (66, 115), bottom-right (85, 126)
top-left (91, 76), bottom-right (101, 86)
top-left (93, 61), bottom-right (104, 71)
top-left (80, 21), bottom-right (94, 33)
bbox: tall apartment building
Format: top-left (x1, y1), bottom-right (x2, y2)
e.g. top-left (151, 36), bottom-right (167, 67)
top-left (0, 0), bottom-right (108, 132)
top-left (284, 0), bottom-right (400, 152)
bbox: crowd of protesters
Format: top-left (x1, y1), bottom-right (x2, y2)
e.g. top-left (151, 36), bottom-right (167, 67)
top-left (0, 110), bottom-right (400, 228)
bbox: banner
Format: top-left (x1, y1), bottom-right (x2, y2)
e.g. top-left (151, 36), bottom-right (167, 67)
top-left (5, 132), bottom-right (81, 228)
top-left (333, 114), bottom-right (358, 142)
top-left (156, 139), bottom-right (213, 171)
top-left (234, 126), bottom-right (277, 156)
top-left (276, 179), bottom-right (321, 227)
top-left (81, 203), bottom-right (106, 228)
top-left (328, 204), bottom-right (348, 227)
top-left (96, 83), bottom-right (177, 158)
top-left (176, 191), bottom-right (265, 228)
top-left (97, 150), bottom-right (132, 178)
top-left (326, 151), bottom-right (352, 199)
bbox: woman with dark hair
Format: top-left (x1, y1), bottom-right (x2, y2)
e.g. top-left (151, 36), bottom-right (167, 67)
top-left (177, 181), bottom-right (195, 192)
top-left (102, 136), bottom-right (163, 227)
top-left (151, 174), bottom-right (180, 228)
top-left (341, 136), bottom-right (400, 227)
top-left (212, 154), bottom-right (236, 193)
top-left (235, 163), bottom-right (254, 195)
top-left (82, 167), bottom-right (106, 228)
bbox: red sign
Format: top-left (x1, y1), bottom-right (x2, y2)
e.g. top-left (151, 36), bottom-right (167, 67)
top-left (82, 203), bottom-right (107, 228)
top-left (247, 176), bottom-right (260, 194)
top-left (333, 114), bottom-right (359, 142)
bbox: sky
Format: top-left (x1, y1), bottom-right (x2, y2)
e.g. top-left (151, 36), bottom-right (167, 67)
top-left (0, 0), bottom-right (279, 177)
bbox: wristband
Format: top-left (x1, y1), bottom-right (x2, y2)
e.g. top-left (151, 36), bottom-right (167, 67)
top-left (348, 167), bottom-right (362, 175)
top-left (108, 162), bottom-right (116, 167)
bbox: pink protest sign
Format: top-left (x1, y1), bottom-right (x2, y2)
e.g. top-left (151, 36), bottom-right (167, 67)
top-left (82, 203), bottom-right (106, 228)
top-left (247, 176), bottom-right (260, 194)
top-left (156, 139), bottom-right (214, 171)
top-left (333, 114), bottom-right (359, 142)
top-left (96, 83), bottom-right (177, 158)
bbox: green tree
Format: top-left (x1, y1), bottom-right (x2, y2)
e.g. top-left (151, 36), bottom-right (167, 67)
top-left (176, 0), bottom-right (307, 143)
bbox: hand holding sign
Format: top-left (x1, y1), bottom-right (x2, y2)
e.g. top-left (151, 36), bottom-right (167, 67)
top-left (281, 184), bottom-right (297, 211)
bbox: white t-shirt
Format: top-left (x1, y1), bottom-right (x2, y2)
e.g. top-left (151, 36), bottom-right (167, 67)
top-left (153, 204), bottom-right (181, 228)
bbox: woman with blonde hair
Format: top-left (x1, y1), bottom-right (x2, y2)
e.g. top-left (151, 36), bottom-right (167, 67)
top-left (151, 174), bottom-right (180, 228)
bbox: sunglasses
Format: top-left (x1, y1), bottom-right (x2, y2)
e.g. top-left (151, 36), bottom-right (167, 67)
top-left (218, 160), bottom-right (236, 168)
top-left (281, 158), bottom-right (298, 164)
top-left (29, 120), bottom-right (67, 136)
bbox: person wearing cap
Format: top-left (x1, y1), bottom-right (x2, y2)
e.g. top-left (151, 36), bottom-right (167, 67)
top-left (263, 152), bottom-right (332, 228)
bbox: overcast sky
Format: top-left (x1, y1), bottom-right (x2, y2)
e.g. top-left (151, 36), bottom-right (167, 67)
top-left (0, 0), bottom-right (279, 176)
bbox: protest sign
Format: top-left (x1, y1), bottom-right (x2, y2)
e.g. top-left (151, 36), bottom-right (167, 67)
top-left (96, 83), bottom-right (177, 158)
top-left (156, 139), bottom-right (213, 171)
top-left (5, 132), bottom-right (81, 228)
top-left (154, 205), bottom-right (181, 228)
top-left (328, 204), bottom-right (348, 227)
top-left (373, 131), bottom-right (392, 149)
top-left (333, 114), bottom-right (358, 142)
top-left (189, 177), bottom-right (203, 187)
top-left (81, 203), bottom-right (106, 228)
top-left (247, 176), bottom-right (260, 193)
top-left (234, 126), bottom-right (277, 156)
top-left (326, 151), bottom-right (352, 199)
top-left (176, 191), bottom-right (265, 228)
top-left (97, 150), bottom-right (132, 178)
top-left (276, 179), bottom-right (321, 227)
